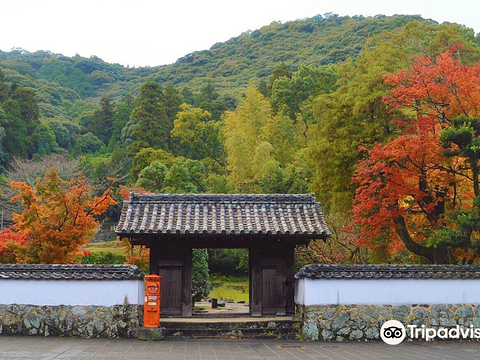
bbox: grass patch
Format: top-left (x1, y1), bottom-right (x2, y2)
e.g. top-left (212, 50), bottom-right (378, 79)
top-left (209, 275), bottom-right (249, 302)
top-left (83, 240), bottom-right (125, 256)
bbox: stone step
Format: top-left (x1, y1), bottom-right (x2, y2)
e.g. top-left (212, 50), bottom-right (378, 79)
top-left (190, 312), bottom-right (249, 318)
top-left (161, 318), bottom-right (300, 339)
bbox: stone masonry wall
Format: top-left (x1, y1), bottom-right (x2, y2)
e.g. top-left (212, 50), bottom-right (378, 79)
top-left (0, 304), bottom-right (142, 338)
top-left (300, 304), bottom-right (480, 341)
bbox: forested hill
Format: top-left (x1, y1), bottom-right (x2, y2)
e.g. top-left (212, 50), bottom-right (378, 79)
top-left (149, 14), bottom-right (430, 96)
top-left (2, 11), bottom-right (480, 265)
top-left (1, 14), bottom-right (430, 114)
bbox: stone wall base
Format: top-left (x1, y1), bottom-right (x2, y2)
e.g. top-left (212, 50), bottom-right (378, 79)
top-left (137, 327), bottom-right (166, 341)
top-left (299, 304), bottom-right (480, 341)
top-left (0, 304), bottom-right (141, 338)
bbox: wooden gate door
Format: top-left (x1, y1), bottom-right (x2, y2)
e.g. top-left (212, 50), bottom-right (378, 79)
top-left (150, 246), bottom-right (193, 317)
top-left (260, 260), bottom-right (287, 316)
top-left (158, 261), bottom-right (184, 316)
top-left (250, 244), bottom-right (294, 317)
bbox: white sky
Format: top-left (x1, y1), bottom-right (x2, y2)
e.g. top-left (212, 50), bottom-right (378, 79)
top-left (0, 0), bottom-right (478, 67)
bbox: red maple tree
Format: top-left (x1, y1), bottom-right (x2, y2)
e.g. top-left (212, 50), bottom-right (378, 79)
top-left (353, 48), bottom-right (480, 263)
top-left (384, 46), bottom-right (480, 124)
top-left (0, 227), bottom-right (28, 263)
top-left (11, 168), bottom-right (116, 263)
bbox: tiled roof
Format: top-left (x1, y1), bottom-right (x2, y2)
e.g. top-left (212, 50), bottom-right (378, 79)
top-left (116, 193), bottom-right (331, 238)
top-left (0, 264), bottom-right (144, 280)
top-left (295, 264), bottom-right (480, 280)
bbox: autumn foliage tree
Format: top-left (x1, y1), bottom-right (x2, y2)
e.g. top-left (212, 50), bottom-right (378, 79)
top-left (0, 228), bottom-right (28, 263)
top-left (353, 48), bottom-right (480, 264)
top-left (353, 125), bottom-right (458, 263)
top-left (11, 169), bottom-right (116, 263)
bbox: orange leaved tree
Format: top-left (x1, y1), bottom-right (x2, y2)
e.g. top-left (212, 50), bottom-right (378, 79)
top-left (353, 48), bottom-right (480, 264)
top-left (0, 227), bottom-right (28, 263)
top-left (11, 168), bottom-right (116, 263)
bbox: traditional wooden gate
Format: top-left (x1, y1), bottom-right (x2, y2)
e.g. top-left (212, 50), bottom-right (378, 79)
top-left (152, 245), bottom-right (192, 316)
top-left (116, 193), bottom-right (330, 317)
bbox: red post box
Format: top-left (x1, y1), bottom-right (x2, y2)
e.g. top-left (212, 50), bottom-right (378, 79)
top-left (144, 274), bottom-right (161, 328)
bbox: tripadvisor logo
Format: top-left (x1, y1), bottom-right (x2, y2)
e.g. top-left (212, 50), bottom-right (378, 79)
top-left (381, 320), bottom-right (406, 345)
top-left (381, 320), bottom-right (480, 345)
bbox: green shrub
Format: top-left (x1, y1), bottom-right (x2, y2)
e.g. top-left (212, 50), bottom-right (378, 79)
top-left (81, 252), bottom-right (126, 264)
top-left (208, 249), bottom-right (248, 276)
top-left (192, 249), bottom-right (210, 303)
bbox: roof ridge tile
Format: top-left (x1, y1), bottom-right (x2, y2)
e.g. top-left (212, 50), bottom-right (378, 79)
top-left (295, 264), bottom-right (480, 280)
top-left (116, 192), bottom-right (331, 238)
top-left (0, 264), bottom-right (144, 280)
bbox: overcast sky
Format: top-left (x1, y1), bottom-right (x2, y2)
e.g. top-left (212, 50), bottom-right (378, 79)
top-left (0, 0), bottom-right (478, 67)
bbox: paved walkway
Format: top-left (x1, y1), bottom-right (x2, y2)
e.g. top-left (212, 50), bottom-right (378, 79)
top-left (0, 337), bottom-right (479, 360)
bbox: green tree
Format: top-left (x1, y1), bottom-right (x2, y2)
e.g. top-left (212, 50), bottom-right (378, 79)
top-left (129, 147), bottom-right (174, 182)
top-left (192, 248), bottom-right (209, 304)
top-left (263, 112), bottom-right (300, 167)
top-left (0, 69), bottom-right (9, 103)
top-left (31, 122), bottom-right (58, 157)
top-left (208, 249), bottom-right (248, 276)
top-left (75, 110), bottom-right (95, 131)
top-left (180, 87), bottom-right (195, 105)
top-left (271, 64), bottom-right (337, 140)
top-left (46, 116), bottom-right (82, 149)
top-left (135, 161), bottom-right (168, 192)
top-left (260, 167), bottom-right (292, 194)
top-left (194, 84), bottom-right (227, 120)
top-left (163, 157), bottom-right (206, 193)
top-left (39, 58), bottom-right (94, 97)
top-left (163, 84), bottom-right (183, 122)
top-left (223, 82), bottom-right (302, 192)
top-left (268, 63), bottom-right (292, 95)
top-left (171, 104), bottom-right (226, 169)
top-left (0, 86), bottom-right (40, 159)
top-left (91, 97), bottom-right (115, 145)
top-left (257, 79), bottom-right (268, 97)
top-left (1, 100), bottom-right (31, 158)
top-left (129, 82), bottom-right (171, 153)
top-left (113, 95), bottom-right (135, 144)
top-left (11, 87), bottom-right (39, 129)
top-left (0, 111), bottom-right (8, 172)
top-left (72, 133), bottom-right (103, 155)
top-left (223, 83), bottom-right (270, 189)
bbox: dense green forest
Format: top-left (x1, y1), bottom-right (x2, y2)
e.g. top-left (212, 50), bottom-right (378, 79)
top-left (1, 14), bottom-right (430, 112)
top-left (1, 13), bottom-right (480, 265)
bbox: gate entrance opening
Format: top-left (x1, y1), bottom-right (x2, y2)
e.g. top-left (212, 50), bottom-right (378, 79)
top-left (200, 249), bottom-right (249, 316)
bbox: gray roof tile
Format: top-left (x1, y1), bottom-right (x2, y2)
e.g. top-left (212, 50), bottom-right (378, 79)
top-left (116, 193), bottom-right (331, 238)
top-left (0, 264), bottom-right (144, 280)
top-left (295, 264), bottom-right (480, 280)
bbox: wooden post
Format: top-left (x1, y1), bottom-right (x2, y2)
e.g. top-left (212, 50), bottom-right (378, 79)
top-left (249, 246), bottom-right (262, 317)
top-left (182, 246), bottom-right (193, 317)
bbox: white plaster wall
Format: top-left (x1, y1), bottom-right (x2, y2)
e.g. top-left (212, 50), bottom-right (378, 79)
top-left (296, 278), bottom-right (480, 306)
top-left (0, 280), bottom-right (145, 306)
top-left (295, 275), bottom-right (306, 306)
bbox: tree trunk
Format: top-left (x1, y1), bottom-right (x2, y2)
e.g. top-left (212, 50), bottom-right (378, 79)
top-left (393, 215), bottom-right (450, 264)
top-left (471, 157), bottom-right (479, 198)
